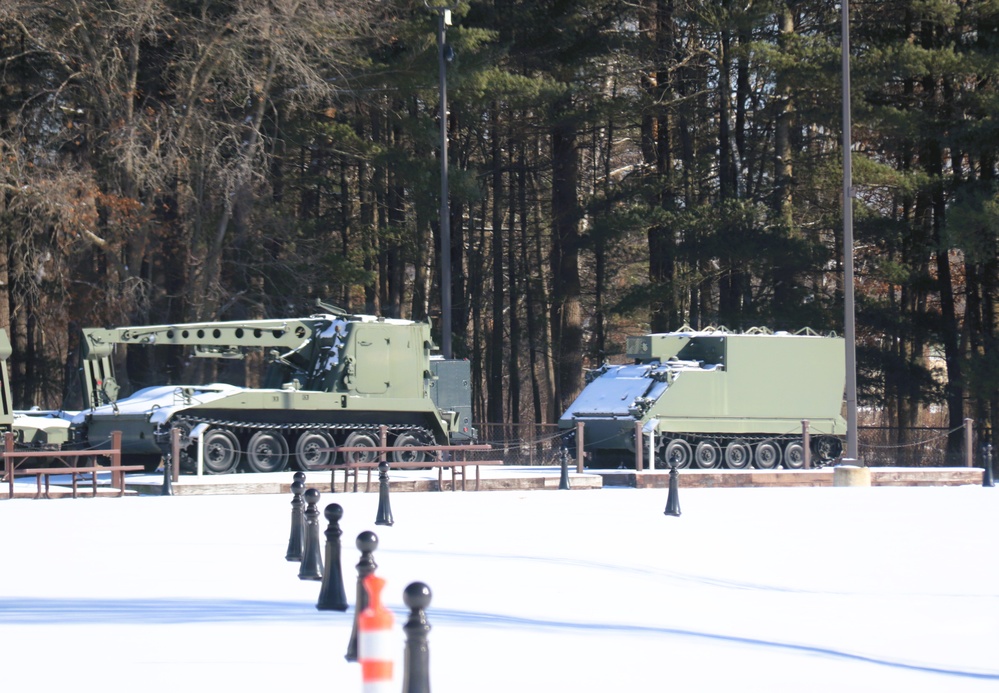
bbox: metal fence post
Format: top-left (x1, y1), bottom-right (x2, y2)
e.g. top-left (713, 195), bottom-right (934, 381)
top-left (110, 431), bottom-right (123, 492)
top-left (663, 464), bottom-right (681, 517)
top-left (163, 426), bottom-right (180, 496)
top-left (316, 503), bottom-right (348, 611)
top-left (802, 420), bottom-right (811, 470)
top-left (964, 418), bottom-right (974, 467)
top-left (346, 531), bottom-right (379, 663)
top-left (4, 431), bottom-right (14, 498)
top-left (298, 488), bottom-right (324, 580)
top-left (576, 421), bottom-right (584, 473)
top-left (402, 582), bottom-right (433, 693)
top-left (635, 421), bottom-right (644, 472)
top-left (285, 476), bottom-right (306, 562)
top-left (375, 425), bottom-right (394, 526)
top-left (558, 448), bottom-right (570, 490)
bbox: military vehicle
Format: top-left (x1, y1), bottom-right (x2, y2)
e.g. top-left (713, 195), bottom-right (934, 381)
top-left (0, 329), bottom-right (12, 437)
top-left (0, 329), bottom-right (73, 452)
top-left (559, 327), bottom-right (847, 469)
top-left (68, 304), bottom-right (474, 474)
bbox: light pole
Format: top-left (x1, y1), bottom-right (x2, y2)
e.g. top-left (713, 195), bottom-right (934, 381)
top-left (426, 1), bottom-right (457, 359)
top-left (842, 0), bottom-right (859, 464)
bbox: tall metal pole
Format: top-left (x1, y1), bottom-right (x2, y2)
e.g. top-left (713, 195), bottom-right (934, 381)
top-left (433, 6), bottom-right (454, 359)
top-left (842, 0), bottom-right (859, 463)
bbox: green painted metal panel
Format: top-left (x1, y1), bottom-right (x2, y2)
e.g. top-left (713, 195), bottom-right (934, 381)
top-left (60, 310), bottom-right (469, 465)
top-left (351, 327), bottom-right (391, 394)
top-left (0, 329), bottom-right (11, 427)
top-left (643, 334), bottom-right (846, 434)
top-left (561, 328), bottom-right (848, 455)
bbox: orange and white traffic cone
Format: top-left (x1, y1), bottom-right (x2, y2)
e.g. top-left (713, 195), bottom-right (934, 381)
top-left (358, 573), bottom-right (395, 693)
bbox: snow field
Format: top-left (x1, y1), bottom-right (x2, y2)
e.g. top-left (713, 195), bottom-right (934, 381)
top-left (1, 485), bottom-right (997, 692)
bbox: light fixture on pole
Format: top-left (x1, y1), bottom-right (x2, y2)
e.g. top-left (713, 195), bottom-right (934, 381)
top-left (842, 0), bottom-right (859, 464)
top-left (426, 1), bottom-right (457, 359)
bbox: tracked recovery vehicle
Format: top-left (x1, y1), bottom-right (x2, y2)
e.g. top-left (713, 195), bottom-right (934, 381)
top-left (70, 305), bottom-right (474, 474)
top-left (559, 327), bottom-right (846, 469)
top-left (0, 329), bottom-right (73, 451)
top-left (0, 329), bottom-right (13, 439)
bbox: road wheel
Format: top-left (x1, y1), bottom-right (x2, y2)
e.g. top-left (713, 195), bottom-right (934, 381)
top-left (392, 430), bottom-right (431, 464)
top-left (202, 429), bottom-right (241, 474)
top-left (753, 440), bottom-right (781, 469)
top-left (663, 439), bottom-right (692, 469)
top-left (343, 431), bottom-right (379, 465)
top-left (783, 441), bottom-right (806, 469)
top-left (245, 431), bottom-right (290, 473)
top-left (694, 440), bottom-right (722, 469)
top-left (724, 440), bottom-right (752, 469)
top-left (296, 430), bottom-right (336, 470)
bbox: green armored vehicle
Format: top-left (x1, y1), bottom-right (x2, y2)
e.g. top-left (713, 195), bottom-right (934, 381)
top-left (70, 306), bottom-right (474, 474)
top-left (559, 327), bottom-right (847, 469)
top-left (0, 329), bottom-right (73, 450)
top-left (0, 329), bottom-right (12, 437)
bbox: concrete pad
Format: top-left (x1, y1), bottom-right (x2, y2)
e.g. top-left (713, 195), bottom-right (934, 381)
top-left (4, 465), bottom-right (985, 498)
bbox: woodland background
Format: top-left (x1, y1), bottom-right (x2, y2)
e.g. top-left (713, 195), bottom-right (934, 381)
top-left (1, 0), bottom-right (998, 455)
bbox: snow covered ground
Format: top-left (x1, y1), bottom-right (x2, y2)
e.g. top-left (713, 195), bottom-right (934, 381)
top-left (1, 484), bottom-right (997, 692)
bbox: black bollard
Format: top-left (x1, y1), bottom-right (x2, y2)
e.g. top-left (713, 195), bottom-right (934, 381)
top-left (345, 530), bottom-right (379, 662)
top-left (298, 488), bottom-right (324, 580)
top-left (558, 447), bottom-right (571, 490)
top-left (285, 479), bottom-right (306, 561)
top-left (375, 459), bottom-right (394, 526)
top-left (161, 453), bottom-right (173, 496)
top-left (984, 443), bottom-right (995, 488)
top-left (316, 503), bottom-right (349, 611)
top-left (402, 582), bottom-right (433, 693)
top-left (663, 464), bottom-right (681, 517)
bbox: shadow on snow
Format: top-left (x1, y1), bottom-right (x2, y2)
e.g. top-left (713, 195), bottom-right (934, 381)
top-left (1, 597), bottom-right (996, 681)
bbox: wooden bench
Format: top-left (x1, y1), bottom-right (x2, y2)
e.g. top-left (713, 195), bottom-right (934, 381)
top-left (322, 439), bottom-right (502, 492)
top-left (329, 458), bottom-right (505, 493)
top-left (7, 464), bottom-right (146, 499)
top-left (2, 431), bottom-right (142, 499)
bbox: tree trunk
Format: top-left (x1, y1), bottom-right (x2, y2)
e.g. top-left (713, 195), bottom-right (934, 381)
top-left (772, 3), bottom-right (796, 322)
top-left (488, 106), bottom-right (505, 425)
top-left (411, 97), bottom-right (430, 321)
top-left (520, 147), bottom-right (545, 424)
top-left (550, 99), bottom-right (583, 417)
top-left (507, 151), bottom-right (522, 424)
top-left (646, 0), bottom-right (678, 332)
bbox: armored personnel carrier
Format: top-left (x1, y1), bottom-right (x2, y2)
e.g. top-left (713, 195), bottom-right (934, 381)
top-left (69, 305), bottom-right (474, 474)
top-left (559, 327), bottom-right (846, 469)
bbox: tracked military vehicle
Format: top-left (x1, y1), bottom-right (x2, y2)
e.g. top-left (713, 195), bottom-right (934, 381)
top-left (559, 327), bottom-right (847, 469)
top-left (70, 304), bottom-right (474, 474)
top-left (0, 329), bottom-right (73, 451)
top-left (0, 329), bottom-right (12, 438)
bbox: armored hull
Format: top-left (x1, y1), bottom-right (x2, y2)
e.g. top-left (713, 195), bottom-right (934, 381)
top-left (559, 328), bottom-right (847, 469)
top-left (71, 310), bottom-right (474, 474)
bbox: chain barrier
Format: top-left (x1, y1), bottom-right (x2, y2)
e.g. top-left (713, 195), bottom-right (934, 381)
top-left (474, 424), bottom-right (573, 464)
top-left (158, 420), bottom-right (981, 468)
top-left (476, 421), bottom-right (979, 466)
top-left (857, 423), bottom-right (966, 451)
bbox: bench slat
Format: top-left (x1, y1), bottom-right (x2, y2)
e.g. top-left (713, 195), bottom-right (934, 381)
top-left (6, 465), bottom-right (144, 499)
top-left (11, 466), bottom-right (145, 475)
top-left (326, 459), bottom-right (503, 492)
